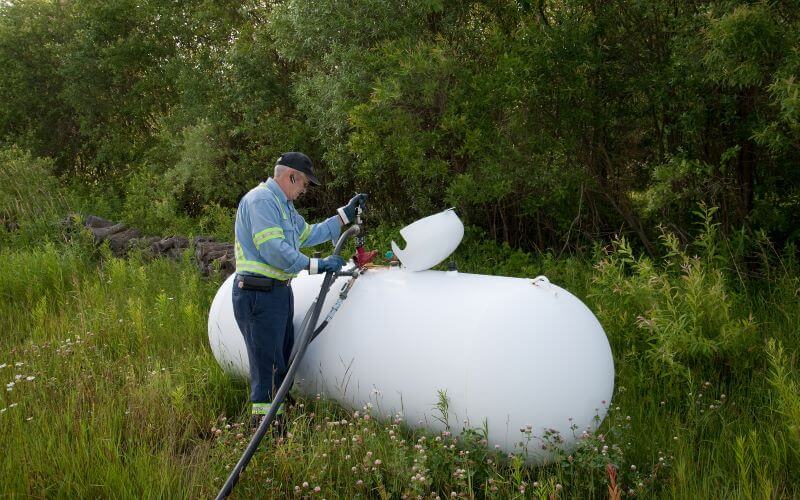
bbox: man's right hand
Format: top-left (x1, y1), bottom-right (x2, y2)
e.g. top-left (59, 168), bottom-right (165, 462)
top-left (311, 255), bottom-right (346, 274)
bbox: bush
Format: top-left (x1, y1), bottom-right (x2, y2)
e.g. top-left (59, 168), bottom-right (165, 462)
top-left (0, 146), bottom-right (68, 245)
top-left (590, 207), bottom-right (759, 381)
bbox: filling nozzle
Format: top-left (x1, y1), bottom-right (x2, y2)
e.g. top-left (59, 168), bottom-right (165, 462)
top-left (353, 203), bottom-right (378, 267)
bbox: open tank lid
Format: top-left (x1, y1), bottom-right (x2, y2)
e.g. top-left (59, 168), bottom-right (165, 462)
top-left (391, 209), bottom-right (464, 272)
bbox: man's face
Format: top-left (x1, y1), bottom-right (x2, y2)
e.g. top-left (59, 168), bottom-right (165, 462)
top-left (287, 171), bottom-right (310, 201)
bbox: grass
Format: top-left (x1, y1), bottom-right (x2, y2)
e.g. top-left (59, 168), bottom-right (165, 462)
top-left (1, 148), bottom-right (799, 498)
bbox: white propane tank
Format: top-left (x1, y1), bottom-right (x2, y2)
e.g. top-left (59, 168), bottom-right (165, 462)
top-left (208, 268), bottom-right (615, 464)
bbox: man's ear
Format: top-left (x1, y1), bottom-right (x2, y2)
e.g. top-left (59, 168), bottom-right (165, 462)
top-left (290, 174), bottom-right (296, 184)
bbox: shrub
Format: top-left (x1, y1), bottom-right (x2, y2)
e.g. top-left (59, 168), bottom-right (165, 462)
top-left (0, 146), bottom-right (67, 245)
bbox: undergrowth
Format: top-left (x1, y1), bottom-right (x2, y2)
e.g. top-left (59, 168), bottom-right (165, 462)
top-left (1, 149), bottom-right (799, 498)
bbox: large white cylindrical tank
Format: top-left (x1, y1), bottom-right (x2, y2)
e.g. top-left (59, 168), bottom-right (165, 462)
top-left (208, 268), bottom-right (614, 463)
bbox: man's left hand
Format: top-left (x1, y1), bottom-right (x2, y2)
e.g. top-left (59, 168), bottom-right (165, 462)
top-left (338, 193), bottom-right (368, 224)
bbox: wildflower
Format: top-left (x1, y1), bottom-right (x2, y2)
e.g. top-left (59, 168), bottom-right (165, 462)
top-left (556, 484), bottom-right (563, 491)
top-left (302, 482), bottom-right (309, 488)
top-left (14, 362), bottom-right (23, 367)
top-left (630, 465), bottom-right (637, 471)
top-left (356, 480), bottom-right (363, 486)
top-left (9, 403), bottom-right (16, 408)
top-left (533, 482), bottom-right (539, 487)
top-left (0, 364), bottom-right (5, 369)
top-left (25, 376), bottom-right (35, 381)
top-left (374, 459), bottom-right (382, 466)
top-left (26, 417), bottom-right (33, 421)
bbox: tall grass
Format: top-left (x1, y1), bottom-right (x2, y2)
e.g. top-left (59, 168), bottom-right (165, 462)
top-left (1, 148), bottom-right (799, 497)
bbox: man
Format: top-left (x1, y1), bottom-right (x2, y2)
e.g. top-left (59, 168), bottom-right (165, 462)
top-left (232, 151), bottom-right (366, 429)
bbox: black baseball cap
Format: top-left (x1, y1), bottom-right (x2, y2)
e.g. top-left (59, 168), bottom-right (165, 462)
top-left (276, 152), bottom-right (321, 186)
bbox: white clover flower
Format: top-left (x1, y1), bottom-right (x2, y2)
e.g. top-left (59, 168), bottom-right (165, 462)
top-left (25, 376), bottom-right (35, 381)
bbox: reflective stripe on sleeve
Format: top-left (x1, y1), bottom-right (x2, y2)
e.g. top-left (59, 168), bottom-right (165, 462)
top-left (298, 223), bottom-right (311, 245)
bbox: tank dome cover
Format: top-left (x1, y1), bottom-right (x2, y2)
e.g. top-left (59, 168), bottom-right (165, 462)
top-left (391, 209), bottom-right (464, 272)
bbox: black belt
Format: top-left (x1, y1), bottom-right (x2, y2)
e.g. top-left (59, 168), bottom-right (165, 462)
top-left (235, 274), bottom-right (291, 291)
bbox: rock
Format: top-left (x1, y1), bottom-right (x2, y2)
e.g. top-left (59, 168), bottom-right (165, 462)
top-left (83, 215), bottom-right (115, 229)
top-left (77, 214), bottom-right (235, 277)
top-left (107, 228), bottom-right (142, 256)
top-left (90, 222), bottom-right (128, 240)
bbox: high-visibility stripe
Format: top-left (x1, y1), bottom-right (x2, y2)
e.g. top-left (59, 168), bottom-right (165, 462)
top-left (252, 402), bottom-right (284, 415)
top-left (298, 223), bottom-right (312, 245)
top-left (235, 240), bottom-right (295, 280)
top-left (254, 226), bottom-right (284, 248)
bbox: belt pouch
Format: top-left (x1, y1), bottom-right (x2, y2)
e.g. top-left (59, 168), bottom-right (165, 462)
top-left (237, 275), bottom-right (275, 291)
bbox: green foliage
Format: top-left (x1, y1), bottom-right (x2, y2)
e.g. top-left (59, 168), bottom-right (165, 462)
top-left (3, 0), bottom-right (800, 250)
top-left (0, 146), bottom-right (68, 245)
top-left (590, 208), bottom-right (759, 381)
top-left (2, 212), bottom-right (799, 496)
top-left (767, 340), bottom-right (800, 452)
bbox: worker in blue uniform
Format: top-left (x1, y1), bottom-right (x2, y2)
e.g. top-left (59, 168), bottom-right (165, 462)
top-left (232, 151), bottom-right (366, 429)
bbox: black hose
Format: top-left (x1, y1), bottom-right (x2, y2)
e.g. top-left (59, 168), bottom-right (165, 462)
top-left (215, 224), bottom-right (361, 500)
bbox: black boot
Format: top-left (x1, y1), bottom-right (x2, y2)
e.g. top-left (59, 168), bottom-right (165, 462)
top-left (250, 414), bottom-right (265, 431)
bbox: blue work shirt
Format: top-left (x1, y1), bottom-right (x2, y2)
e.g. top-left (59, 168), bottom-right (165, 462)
top-left (234, 178), bottom-right (342, 279)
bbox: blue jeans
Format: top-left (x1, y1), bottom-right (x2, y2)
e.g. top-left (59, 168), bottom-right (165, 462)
top-left (231, 280), bottom-right (294, 404)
